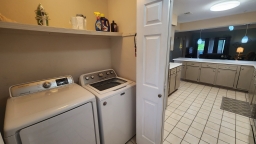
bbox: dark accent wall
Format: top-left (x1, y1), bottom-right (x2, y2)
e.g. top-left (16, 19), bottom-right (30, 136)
top-left (173, 28), bottom-right (256, 59)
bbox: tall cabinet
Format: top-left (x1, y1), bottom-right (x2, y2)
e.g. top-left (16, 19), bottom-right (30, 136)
top-left (168, 66), bottom-right (181, 94)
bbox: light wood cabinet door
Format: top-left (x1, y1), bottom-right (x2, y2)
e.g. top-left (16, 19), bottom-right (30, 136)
top-left (185, 66), bottom-right (200, 82)
top-left (199, 67), bottom-right (216, 84)
top-left (169, 74), bottom-right (176, 94)
top-left (175, 70), bottom-right (181, 89)
top-left (237, 66), bottom-right (254, 91)
top-left (248, 78), bottom-right (255, 104)
top-left (216, 69), bottom-right (236, 88)
top-left (181, 65), bottom-right (186, 79)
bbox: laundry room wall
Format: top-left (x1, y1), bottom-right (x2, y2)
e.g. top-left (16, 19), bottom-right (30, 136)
top-left (0, 28), bottom-right (112, 134)
top-left (108, 0), bottom-right (137, 81)
top-left (0, 0), bottom-right (109, 30)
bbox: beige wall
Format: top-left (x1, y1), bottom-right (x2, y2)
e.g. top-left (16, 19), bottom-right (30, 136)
top-left (108, 0), bottom-right (136, 33)
top-left (179, 11), bottom-right (256, 31)
top-left (0, 28), bottom-right (112, 133)
top-left (108, 0), bottom-right (136, 81)
top-left (0, 0), bottom-right (137, 135)
top-left (0, 0), bottom-right (109, 30)
top-left (111, 37), bottom-right (136, 81)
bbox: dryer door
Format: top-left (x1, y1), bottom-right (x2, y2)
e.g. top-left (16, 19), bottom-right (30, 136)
top-left (19, 103), bottom-right (97, 144)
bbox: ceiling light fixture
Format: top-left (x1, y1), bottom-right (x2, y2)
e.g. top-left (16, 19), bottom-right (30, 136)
top-left (241, 24), bottom-right (249, 43)
top-left (197, 29), bottom-right (203, 44)
top-left (229, 26), bottom-right (234, 31)
top-left (210, 1), bottom-right (240, 11)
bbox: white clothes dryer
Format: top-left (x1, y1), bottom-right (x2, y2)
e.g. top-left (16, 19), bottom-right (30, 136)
top-left (79, 69), bottom-right (136, 144)
top-left (4, 76), bottom-right (100, 144)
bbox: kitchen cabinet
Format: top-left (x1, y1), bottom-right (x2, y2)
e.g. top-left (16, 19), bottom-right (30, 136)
top-left (248, 70), bottom-right (256, 104)
top-left (175, 68), bottom-right (181, 89)
top-left (168, 66), bottom-right (181, 95)
top-left (186, 66), bottom-right (200, 82)
top-left (199, 67), bottom-right (216, 84)
top-left (169, 73), bottom-right (176, 94)
top-left (236, 66), bottom-right (254, 91)
top-left (174, 60), bottom-right (256, 90)
top-left (215, 69), bottom-right (237, 88)
top-left (181, 64), bottom-right (186, 79)
top-left (248, 78), bottom-right (255, 104)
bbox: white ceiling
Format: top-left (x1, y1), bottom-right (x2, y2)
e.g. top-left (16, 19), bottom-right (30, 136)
top-left (173, 0), bottom-right (256, 23)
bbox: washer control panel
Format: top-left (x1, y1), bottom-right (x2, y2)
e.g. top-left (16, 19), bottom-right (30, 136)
top-left (10, 76), bottom-right (73, 97)
top-left (81, 69), bottom-right (117, 85)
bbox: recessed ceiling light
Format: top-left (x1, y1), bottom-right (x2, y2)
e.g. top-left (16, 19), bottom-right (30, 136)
top-left (210, 1), bottom-right (240, 11)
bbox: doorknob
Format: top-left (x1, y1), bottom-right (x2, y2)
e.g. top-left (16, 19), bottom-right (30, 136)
top-left (158, 94), bottom-right (162, 98)
top-left (103, 102), bottom-right (107, 106)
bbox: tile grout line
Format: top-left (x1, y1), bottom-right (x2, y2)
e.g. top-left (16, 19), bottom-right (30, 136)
top-left (178, 85), bottom-right (211, 144)
top-left (216, 89), bottom-right (227, 144)
top-left (165, 83), bottom-right (195, 141)
top-left (180, 85), bottom-right (216, 143)
top-left (165, 83), bottom-right (200, 143)
top-left (164, 82), bottom-right (194, 142)
top-left (166, 83), bottom-right (252, 144)
top-left (198, 87), bottom-right (221, 143)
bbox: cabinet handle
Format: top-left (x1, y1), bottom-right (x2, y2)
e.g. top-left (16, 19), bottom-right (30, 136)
top-left (158, 94), bottom-right (162, 98)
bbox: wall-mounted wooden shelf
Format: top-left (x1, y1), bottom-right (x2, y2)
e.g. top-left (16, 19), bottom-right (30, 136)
top-left (0, 21), bottom-right (123, 37)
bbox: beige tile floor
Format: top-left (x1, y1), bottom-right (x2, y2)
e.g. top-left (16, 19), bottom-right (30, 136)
top-left (164, 81), bottom-right (255, 144)
top-left (126, 81), bottom-right (255, 144)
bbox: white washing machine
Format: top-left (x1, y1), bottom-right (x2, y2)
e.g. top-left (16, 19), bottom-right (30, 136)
top-left (79, 69), bottom-right (136, 144)
top-left (4, 76), bottom-right (100, 144)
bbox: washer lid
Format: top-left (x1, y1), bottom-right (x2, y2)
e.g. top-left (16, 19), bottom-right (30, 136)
top-left (4, 83), bottom-right (95, 137)
top-left (90, 78), bottom-right (127, 91)
top-left (87, 77), bottom-right (133, 95)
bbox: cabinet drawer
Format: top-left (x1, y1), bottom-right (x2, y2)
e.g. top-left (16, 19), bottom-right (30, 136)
top-left (218, 64), bottom-right (237, 71)
top-left (176, 66), bottom-right (182, 72)
top-left (253, 69), bottom-right (256, 77)
top-left (187, 62), bottom-right (201, 67)
top-left (201, 63), bottom-right (217, 68)
top-left (170, 68), bottom-right (176, 74)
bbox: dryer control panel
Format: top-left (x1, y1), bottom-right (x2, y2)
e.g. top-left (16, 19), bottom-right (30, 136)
top-left (9, 76), bottom-right (73, 97)
top-left (81, 69), bottom-right (117, 85)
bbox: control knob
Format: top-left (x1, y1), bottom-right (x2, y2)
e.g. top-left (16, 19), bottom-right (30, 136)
top-left (106, 72), bottom-right (110, 75)
top-left (91, 76), bottom-right (94, 79)
top-left (98, 73), bottom-right (104, 77)
top-left (43, 82), bottom-right (51, 88)
top-left (110, 71), bottom-right (114, 74)
top-left (85, 77), bottom-right (89, 80)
